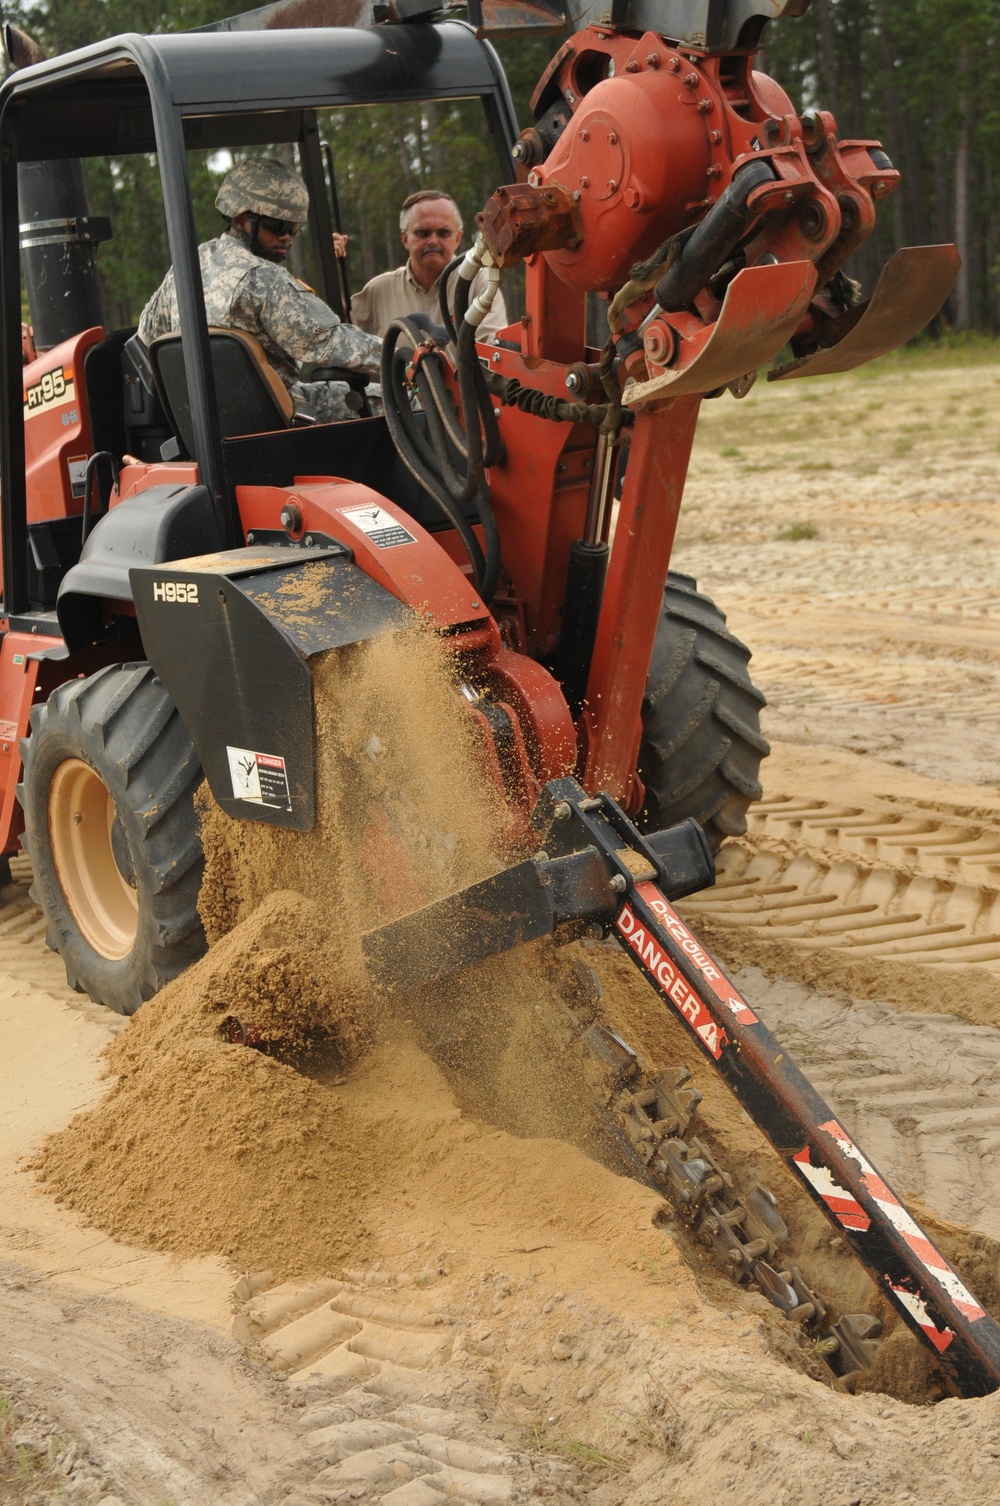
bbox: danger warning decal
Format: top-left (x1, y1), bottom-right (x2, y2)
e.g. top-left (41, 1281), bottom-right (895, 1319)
top-left (616, 899), bottom-right (728, 1059)
top-left (818, 1118), bottom-right (987, 1325)
top-left (23, 364), bottom-right (74, 418)
top-left (340, 504), bottom-right (415, 549)
top-left (607, 879), bottom-right (1000, 1383)
top-left (634, 882), bottom-right (760, 1026)
top-left (226, 746), bottom-right (291, 811)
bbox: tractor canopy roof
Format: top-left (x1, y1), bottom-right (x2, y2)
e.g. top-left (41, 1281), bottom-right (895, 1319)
top-left (0, 20), bottom-right (516, 162)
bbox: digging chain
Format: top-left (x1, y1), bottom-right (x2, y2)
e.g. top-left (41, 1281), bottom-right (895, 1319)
top-left (579, 1012), bottom-right (882, 1381)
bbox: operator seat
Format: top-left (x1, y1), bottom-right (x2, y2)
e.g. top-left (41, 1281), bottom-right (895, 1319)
top-left (147, 326), bottom-right (311, 457)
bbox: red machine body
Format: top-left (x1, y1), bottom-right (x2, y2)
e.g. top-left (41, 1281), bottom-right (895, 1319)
top-left (527, 32), bottom-right (792, 291)
top-left (443, 24), bottom-right (948, 818)
top-left (21, 328), bottom-right (100, 528)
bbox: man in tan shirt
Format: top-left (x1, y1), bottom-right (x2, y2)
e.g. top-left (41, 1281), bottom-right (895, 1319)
top-left (343, 189), bottom-right (509, 341)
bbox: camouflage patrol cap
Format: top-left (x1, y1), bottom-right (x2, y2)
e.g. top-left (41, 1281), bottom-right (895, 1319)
top-left (215, 158), bottom-right (310, 224)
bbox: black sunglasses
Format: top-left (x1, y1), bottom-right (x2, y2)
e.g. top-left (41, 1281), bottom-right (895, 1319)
top-left (256, 214), bottom-right (301, 238)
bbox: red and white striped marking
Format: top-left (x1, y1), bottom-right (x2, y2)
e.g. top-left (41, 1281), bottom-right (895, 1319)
top-left (820, 1119), bottom-right (986, 1323)
top-left (792, 1145), bottom-right (871, 1231)
top-left (888, 1282), bottom-right (955, 1354)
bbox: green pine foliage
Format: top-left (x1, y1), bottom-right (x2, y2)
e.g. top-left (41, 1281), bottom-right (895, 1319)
top-left (765, 0), bottom-right (1000, 329)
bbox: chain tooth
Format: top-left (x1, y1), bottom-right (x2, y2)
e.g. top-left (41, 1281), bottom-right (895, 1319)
top-left (608, 1045), bottom-right (880, 1380)
top-left (560, 985), bottom-right (881, 1383)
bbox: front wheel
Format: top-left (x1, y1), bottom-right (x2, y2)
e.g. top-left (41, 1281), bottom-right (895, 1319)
top-left (18, 664), bottom-right (206, 1014)
top-left (637, 572), bottom-right (769, 852)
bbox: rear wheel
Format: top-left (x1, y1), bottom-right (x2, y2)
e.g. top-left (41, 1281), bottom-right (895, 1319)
top-left (637, 572), bottom-right (769, 852)
top-left (18, 664), bottom-right (206, 1014)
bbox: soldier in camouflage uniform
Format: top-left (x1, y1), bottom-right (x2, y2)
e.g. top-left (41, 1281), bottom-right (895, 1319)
top-left (138, 158), bottom-right (381, 423)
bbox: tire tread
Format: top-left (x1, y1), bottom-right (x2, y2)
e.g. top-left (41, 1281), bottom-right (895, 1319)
top-left (638, 574), bottom-right (769, 853)
top-left (17, 664), bottom-right (206, 1014)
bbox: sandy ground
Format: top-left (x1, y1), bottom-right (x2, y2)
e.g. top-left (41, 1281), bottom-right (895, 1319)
top-left (2, 354), bottom-right (1000, 1506)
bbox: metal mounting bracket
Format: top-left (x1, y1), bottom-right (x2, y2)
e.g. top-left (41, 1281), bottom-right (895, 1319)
top-left (623, 260), bottom-right (816, 408)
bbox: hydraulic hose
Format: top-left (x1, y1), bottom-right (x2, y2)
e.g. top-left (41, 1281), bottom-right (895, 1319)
top-left (379, 313), bottom-right (500, 605)
top-left (437, 252), bottom-right (463, 345)
top-left (453, 256), bottom-right (503, 475)
top-left (382, 229), bottom-right (620, 609)
top-left (653, 159), bottom-right (777, 312)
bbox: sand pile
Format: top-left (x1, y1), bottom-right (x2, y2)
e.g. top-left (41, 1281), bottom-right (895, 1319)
top-left (32, 889), bottom-right (388, 1275)
top-left (32, 620), bottom-right (505, 1277)
top-left (32, 623), bottom-right (601, 1278)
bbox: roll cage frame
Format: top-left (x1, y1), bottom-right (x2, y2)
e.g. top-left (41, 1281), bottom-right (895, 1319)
top-left (0, 20), bottom-right (519, 614)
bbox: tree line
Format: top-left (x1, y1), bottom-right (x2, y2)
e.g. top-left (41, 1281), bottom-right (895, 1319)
top-left (8, 0), bottom-right (998, 333)
top-left (764, 0), bottom-right (1000, 330)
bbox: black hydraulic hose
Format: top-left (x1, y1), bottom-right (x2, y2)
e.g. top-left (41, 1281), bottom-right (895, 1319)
top-left (380, 319), bottom-right (497, 600)
top-left (475, 341), bottom-right (503, 468)
top-left (393, 350), bottom-right (453, 483)
top-left (394, 376), bottom-right (489, 594)
top-left (437, 252), bottom-right (464, 344)
top-left (458, 270), bottom-right (503, 468)
top-left (418, 351), bottom-right (471, 460)
top-left (653, 159), bottom-right (777, 312)
top-left (452, 271), bottom-right (502, 472)
top-left (392, 315), bottom-right (475, 497)
top-left (411, 361), bottom-right (476, 507)
top-left (417, 323), bottom-right (501, 601)
top-left (454, 319), bottom-right (486, 506)
top-left (400, 313), bottom-right (473, 464)
top-left (482, 367), bottom-right (610, 425)
top-left (405, 313), bottom-right (501, 603)
top-left (382, 328), bottom-right (481, 551)
top-left (415, 295), bottom-right (502, 603)
top-left (473, 488), bottom-right (501, 607)
top-left (81, 450), bottom-right (117, 544)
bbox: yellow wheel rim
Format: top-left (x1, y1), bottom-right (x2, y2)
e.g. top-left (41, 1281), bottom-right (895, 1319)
top-left (48, 758), bottom-right (138, 961)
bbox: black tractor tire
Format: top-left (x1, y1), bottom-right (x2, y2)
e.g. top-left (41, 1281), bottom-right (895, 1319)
top-left (18, 663), bottom-right (206, 1014)
top-left (637, 572), bottom-right (769, 852)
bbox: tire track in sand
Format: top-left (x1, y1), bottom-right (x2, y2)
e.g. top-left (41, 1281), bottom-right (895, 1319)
top-left (0, 857), bottom-right (132, 1055)
top-left (2, 1258), bottom-right (575, 1506)
top-left (235, 1269), bottom-right (577, 1505)
top-left (0, 856), bottom-right (111, 1012)
top-left (715, 588), bottom-right (1000, 786)
top-left (684, 794), bottom-right (1000, 975)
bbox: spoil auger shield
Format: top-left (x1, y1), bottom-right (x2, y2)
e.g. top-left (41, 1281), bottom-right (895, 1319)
top-left (362, 779), bottom-right (1000, 1398)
